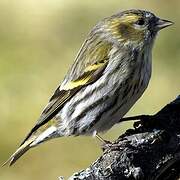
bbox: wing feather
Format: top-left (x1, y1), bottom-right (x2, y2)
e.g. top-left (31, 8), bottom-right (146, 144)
top-left (20, 33), bottom-right (112, 145)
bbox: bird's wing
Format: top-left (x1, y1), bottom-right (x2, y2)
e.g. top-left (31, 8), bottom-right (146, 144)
top-left (20, 35), bottom-right (112, 145)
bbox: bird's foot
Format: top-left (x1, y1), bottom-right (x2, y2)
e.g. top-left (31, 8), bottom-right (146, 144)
top-left (95, 134), bottom-right (112, 151)
top-left (101, 140), bottom-right (113, 151)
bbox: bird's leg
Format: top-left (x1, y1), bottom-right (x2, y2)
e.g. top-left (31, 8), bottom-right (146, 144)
top-left (95, 134), bottom-right (112, 151)
top-left (95, 134), bottom-right (107, 143)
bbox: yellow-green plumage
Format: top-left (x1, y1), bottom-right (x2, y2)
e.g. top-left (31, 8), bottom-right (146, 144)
top-left (62, 41), bottom-right (111, 90)
top-left (107, 15), bottom-right (145, 42)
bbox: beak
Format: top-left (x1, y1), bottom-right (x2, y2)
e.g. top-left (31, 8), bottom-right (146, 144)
top-left (156, 18), bottom-right (174, 30)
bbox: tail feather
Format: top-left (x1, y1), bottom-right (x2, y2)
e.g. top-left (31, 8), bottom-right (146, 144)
top-left (2, 137), bottom-right (36, 167)
top-left (2, 126), bottom-right (58, 167)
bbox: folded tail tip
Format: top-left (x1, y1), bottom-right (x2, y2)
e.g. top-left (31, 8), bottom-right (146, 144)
top-left (1, 156), bottom-right (14, 167)
top-left (2, 137), bottom-right (35, 167)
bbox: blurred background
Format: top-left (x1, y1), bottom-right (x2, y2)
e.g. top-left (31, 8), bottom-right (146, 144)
top-left (0, 0), bottom-right (179, 179)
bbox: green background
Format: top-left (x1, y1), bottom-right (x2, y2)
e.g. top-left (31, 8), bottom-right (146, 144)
top-left (0, 0), bottom-right (179, 179)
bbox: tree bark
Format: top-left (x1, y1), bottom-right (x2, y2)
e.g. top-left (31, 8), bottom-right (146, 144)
top-left (66, 95), bottom-right (180, 180)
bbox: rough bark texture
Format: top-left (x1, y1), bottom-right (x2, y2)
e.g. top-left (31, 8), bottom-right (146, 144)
top-left (65, 95), bottom-right (180, 180)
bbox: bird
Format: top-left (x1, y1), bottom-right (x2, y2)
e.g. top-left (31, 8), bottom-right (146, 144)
top-left (3, 9), bottom-right (173, 166)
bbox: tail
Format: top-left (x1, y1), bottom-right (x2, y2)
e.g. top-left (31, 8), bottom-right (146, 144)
top-left (2, 137), bottom-right (36, 167)
top-left (2, 126), bottom-right (57, 167)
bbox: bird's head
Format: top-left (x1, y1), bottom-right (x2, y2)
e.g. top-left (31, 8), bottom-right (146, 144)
top-left (100, 9), bottom-right (173, 48)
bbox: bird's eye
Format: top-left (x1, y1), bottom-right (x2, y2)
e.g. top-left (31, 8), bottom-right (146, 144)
top-left (135, 19), bottom-right (145, 26)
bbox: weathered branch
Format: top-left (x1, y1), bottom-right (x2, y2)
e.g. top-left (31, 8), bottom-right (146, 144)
top-left (66, 95), bottom-right (180, 180)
